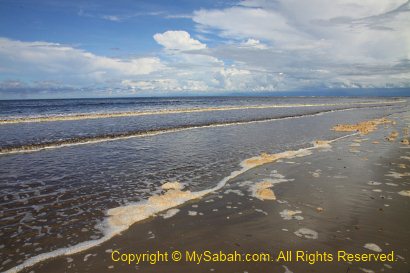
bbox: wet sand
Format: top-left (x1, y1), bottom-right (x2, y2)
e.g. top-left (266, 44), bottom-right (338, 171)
top-left (16, 113), bottom-right (410, 273)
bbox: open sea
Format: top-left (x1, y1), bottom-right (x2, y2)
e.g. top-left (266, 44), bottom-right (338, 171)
top-left (0, 96), bottom-right (408, 272)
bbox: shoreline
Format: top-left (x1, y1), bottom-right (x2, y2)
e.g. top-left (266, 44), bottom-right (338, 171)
top-left (0, 100), bottom-right (404, 125)
top-left (6, 112), bottom-right (410, 273)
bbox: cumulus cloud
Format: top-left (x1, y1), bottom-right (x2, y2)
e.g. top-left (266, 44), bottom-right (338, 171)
top-left (2, 0), bottom-right (409, 98)
top-left (153, 30), bottom-right (207, 51)
top-left (0, 38), bottom-right (164, 86)
top-left (240, 38), bottom-right (268, 49)
top-left (121, 79), bottom-right (209, 92)
top-left (191, 0), bottom-right (410, 89)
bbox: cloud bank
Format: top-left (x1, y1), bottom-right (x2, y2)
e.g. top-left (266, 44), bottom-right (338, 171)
top-left (1, 0), bottom-right (409, 98)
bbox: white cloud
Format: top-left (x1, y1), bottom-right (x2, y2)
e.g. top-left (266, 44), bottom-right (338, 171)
top-left (195, 0), bottom-right (410, 58)
top-left (121, 79), bottom-right (209, 92)
top-left (191, 0), bottom-right (410, 89)
top-left (153, 30), bottom-right (206, 51)
top-left (101, 15), bottom-right (121, 22)
top-left (2, 0), bottom-right (409, 98)
top-left (241, 38), bottom-right (268, 49)
top-left (0, 38), bottom-right (164, 85)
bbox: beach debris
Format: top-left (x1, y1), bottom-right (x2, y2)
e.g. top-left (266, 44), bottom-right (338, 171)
top-left (332, 118), bottom-right (392, 135)
top-left (316, 207), bottom-right (324, 212)
top-left (294, 228), bottom-right (318, 239)
top-left (363, 243), bottom-right (382, 252)
top-left (372, 141), bottom-right (379, 144)
top-left (398, 190), bottom-right (410, 197)
top-left (401, 138), bottom-right (409, 145)
top-left (397, 164), bottom-right (406, 169)
top-left (279, 209), bottom-right (303, 220)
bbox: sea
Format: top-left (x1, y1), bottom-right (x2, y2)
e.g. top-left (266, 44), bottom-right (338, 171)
top-left (0, 96), bottom-right (407, 272)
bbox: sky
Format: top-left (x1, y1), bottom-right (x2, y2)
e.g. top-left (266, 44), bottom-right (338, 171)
top-left (0, 0), bottom-right (409, 99)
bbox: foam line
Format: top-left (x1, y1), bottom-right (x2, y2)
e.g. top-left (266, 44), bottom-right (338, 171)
top-left (1, 131), bottom-right (357, 273)
top-left (0, 100), bottom-right (404, 124)
top-left (0, 105), bottom-right (388, 155)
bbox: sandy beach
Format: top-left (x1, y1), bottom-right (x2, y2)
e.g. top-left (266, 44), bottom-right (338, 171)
top-left (2, 0), bottom-right (410, 271)
top-left (7, 109), bottom-right (408, 273)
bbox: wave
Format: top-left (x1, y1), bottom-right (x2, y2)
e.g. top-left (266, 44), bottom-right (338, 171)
top-left (0, 100), bottom-right (404, 124)
top-left (0, 105), bottom-right (386, 155)
top-left (1, 132), bottom-right (357, 273)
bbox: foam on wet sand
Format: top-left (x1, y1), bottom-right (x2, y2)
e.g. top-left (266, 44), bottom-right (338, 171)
top-left (332, 118), bottom-right (392, 135)
top-left (251, 181), bottom-right (277, 201)
top-left (363, 243), bottom-right (382, 252)
top-left (398, 190), bottom-right (410, 197)
top-left (2, 117), bottom-right (392, 273)
top-left (279, 210), bottom-right (303, 220)
top-left (294, 228), bottom-right (318, 239)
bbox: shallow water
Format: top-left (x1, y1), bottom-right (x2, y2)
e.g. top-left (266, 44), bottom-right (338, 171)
top-left (0, 97), bottom-right (407, 272)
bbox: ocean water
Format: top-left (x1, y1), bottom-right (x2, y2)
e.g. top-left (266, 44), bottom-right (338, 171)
top-left (0, 97), bottom-right (407, 272)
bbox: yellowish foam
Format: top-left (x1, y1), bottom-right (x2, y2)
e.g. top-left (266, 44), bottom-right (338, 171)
top-left (398, 190), bottom-right (410, 197)
top-left (161, 181), bottom-right (184, 190)
top-left (1, 100), bottom-right (404, 124)
top-left (251, 181), bottom-right (276, 200)
top-left (3, 133), bottom-right (356, 273)
top-left (313, 140), bottom-right (332, 149)
top-left (242, 149), bottom-right (312, 169)
top-left (107, 185), bottom-right (201, 229)
top-left (280, 209), bottom-right (303, 220)
top-left (385, 171), bottom-right (410, 179)
top-left (386, 131), bottom-right (399, 142)
top-left (363, 243), bottom-right (382, 252)
top-left (332, 118), bottom-right (392, 135)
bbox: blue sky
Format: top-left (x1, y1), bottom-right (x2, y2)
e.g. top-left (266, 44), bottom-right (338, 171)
top-left (0, 0), bottom-right (409, 98)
